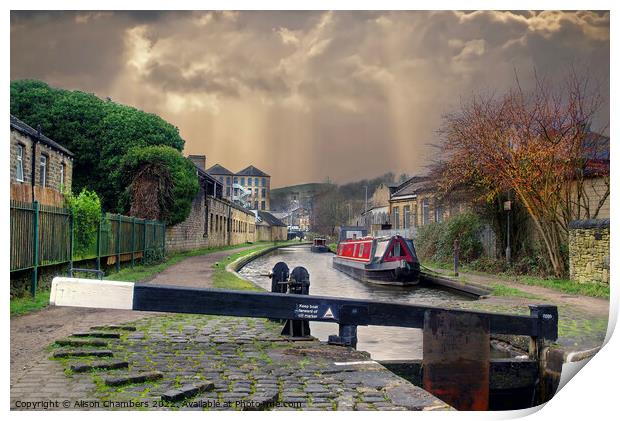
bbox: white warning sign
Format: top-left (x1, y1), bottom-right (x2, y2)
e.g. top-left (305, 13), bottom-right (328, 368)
top-left (323, 307), bottom-right (335, 319)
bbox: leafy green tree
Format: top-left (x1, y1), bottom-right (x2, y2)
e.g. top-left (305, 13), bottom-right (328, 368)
top-left (118, 146), bottom-right (199, 226)
top-left (10, 80), bottom-right (185, 211)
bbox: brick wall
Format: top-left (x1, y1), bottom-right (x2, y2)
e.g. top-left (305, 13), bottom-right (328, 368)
top-left (166, 185), bottom-right (256, 253)
top-left (568, 219), bottom-right (609, 284)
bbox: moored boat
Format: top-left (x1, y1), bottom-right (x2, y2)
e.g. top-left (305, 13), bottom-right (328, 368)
top-left (332, 234), bottom-right (421, 286)
top-left (310, 238), bottom-right (330, 253)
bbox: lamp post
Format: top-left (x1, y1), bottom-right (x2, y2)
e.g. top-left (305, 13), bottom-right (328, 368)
top-left (504, 197), bottom-right (512, 265)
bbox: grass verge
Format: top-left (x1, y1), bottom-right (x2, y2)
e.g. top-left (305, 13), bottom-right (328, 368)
top-left (500, 274), bottom-right (609, 299)
top-left (490, 283), bottom-right (540, 300)
top-left (211, 241), bottom-right (294, 291)
top-left (423, 261), bottom-right (609, 299)
top-left (10, 290), bottom-right (51, 317)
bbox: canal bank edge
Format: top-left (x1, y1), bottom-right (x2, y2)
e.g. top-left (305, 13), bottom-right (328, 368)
top-left (226, 242), bottom-right (312, 287)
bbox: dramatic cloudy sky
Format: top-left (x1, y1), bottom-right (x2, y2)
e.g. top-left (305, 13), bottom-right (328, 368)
top-left (10, 10), bottom-right (609, 187)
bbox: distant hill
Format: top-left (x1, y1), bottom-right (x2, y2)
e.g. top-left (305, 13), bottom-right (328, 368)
top-left (270, 183), bottom-right (334, 211)
top-left (271, 172), bottom-right (410, 212)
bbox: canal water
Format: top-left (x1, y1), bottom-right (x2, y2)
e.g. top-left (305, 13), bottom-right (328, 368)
top-left (239, 245), bottom-right (477, 360)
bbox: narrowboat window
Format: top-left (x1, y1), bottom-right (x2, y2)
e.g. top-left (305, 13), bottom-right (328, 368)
top-left (359, 244), bottom-right (364, 257)
top-left (393, 242), bottom-right (401, 257)
top-left (353, 244), bottom-right (358, 256)
top-left (375, 240), bottom-right (389, 258)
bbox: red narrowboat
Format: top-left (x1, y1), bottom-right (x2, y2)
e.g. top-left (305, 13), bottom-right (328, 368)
top-left (332, 235), bottom-right (421, 286)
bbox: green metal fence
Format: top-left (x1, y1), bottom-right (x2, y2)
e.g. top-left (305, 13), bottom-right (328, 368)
top-left (10, 200), bottom-right (166, 296)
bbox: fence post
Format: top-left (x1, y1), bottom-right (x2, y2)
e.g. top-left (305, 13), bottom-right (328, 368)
top-left (96, 214), bottom-right (102, 272)
top-left (162, 222), bottom-right (166, 257)
top-left (31, 201), bottom-right (40, 298)
top-left (68, 209), bottom-right (74, 277)
top-left (115, 214), bottom-right (121, 272)
top-left (143, 219), bottom-right (147, 262)
top-left (131, 217), bottom-right (136, 268)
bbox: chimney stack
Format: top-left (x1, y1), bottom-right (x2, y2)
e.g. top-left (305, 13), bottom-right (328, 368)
top-left (188, 154), bottom-right (206, 170)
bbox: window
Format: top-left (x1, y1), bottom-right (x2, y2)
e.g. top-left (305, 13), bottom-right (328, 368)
top-left (403, 205), bottom-right (411, 229)
top-left (226, 187), bottom-right (231, 196)
top-left (358, 244), bottom-right (364, 257)
top-left (393, 241), bottom-right (402, 257)
top-left (254, 188), bottom-right (258, 196)
top-left (15, 145), bottom-right (24, 182)
top-left (261, 200), bottom-right (266, 210)
top-left (262, 178), bottom-right (266, 187)
top-left (240, 178), bottom-right (245, 186)
top-left (39, 155), bottom-right (47, 187)
top-left (261, 188), bottom-right (266, 197)
top-left (254, 177), bottom-right (259, 186)
top-left (60, 163), bottom-right (65, 190)
top-left (226, 177), bottom-right (231, 185)
top-left (393, 207), bottom-right (400, 229)
top-left (422, 199), bottom-right (430, 225)
top-left (248, 178), bottom-right (252, 186)
top-left (254, 201), bottom-right (258, 209)
top-left (234, 177), bottom-right (238, 184)
top-left (435, 204), bottom-right (443, 223)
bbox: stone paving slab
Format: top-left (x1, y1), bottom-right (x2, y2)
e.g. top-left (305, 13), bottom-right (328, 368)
top-left (11, 315), bottom-right (452, 411)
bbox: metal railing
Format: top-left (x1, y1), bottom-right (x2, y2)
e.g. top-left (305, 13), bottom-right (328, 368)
top-left (10, 200), bottom-right (165, 296)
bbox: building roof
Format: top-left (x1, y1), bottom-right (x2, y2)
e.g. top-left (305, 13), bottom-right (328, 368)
top-left (391, 176), bottom-right (436, 198)
top-left (257, 210), bottom-right (286, 227)
top-left (196, 165), bottom-right (222, 186)
top-left (10, 115), bottom-right (74, 157)
top-left (237, 165), bottom-right (270, 177)
top-left (206, 164), bottom-right (234, 176)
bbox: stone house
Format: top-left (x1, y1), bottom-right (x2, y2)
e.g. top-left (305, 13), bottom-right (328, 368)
top-left (204, 159), bottom-right (271, 210)
top-left (388, 176), bottom-right (470, 234)
top-left (10, 115), bottom-right (73, 206)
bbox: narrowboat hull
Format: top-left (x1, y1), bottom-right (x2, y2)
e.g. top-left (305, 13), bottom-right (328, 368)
top-left (311, 245), bottom-right (330, 253)
top-left (332, 256), bottom-right (421, 286)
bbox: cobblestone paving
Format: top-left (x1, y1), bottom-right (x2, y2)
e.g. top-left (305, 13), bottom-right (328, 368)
top-left (11, 315), bottom-right (451, 411)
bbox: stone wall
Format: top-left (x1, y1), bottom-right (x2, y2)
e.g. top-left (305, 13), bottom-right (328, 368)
top-left (166, 186), bottom-right (256, 253)
top-left (568, 219), bottom-right (609, 284)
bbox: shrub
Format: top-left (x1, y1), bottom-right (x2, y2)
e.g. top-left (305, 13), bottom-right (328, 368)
top-left (118, 145), bottom-right (199, 226)
top-left (415, 211), bottom-right (484, 263)
top-left (65, 188), bottom-right (102, 258)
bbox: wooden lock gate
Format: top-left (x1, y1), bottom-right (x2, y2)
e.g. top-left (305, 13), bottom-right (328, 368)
top-left (52, 262), bottom-right (558, 411)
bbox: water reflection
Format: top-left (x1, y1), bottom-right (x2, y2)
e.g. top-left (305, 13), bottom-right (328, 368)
top-left (239, 245), bottom-right (475, 360)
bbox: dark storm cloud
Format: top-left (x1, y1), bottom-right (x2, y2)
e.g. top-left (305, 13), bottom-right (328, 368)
top-left (10, 10), bottom-right (609, 187)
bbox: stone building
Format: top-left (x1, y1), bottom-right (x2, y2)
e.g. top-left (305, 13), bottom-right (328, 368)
top-left (205, 160), bottom-right (271, 211)
top-left (10, 115), bottom-right (73, 206)
top-left (360, 182), bottom-right (393, 234)
top-left (254, 210), bottom-right (288, 242)
top-left (166, 162), bottom-right (256, 252)
top-left (388, 176), bottom-right (470, 236)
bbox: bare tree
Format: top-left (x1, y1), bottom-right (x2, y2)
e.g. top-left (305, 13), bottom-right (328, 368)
top-left (439, 70), bottom-right (607, 277)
